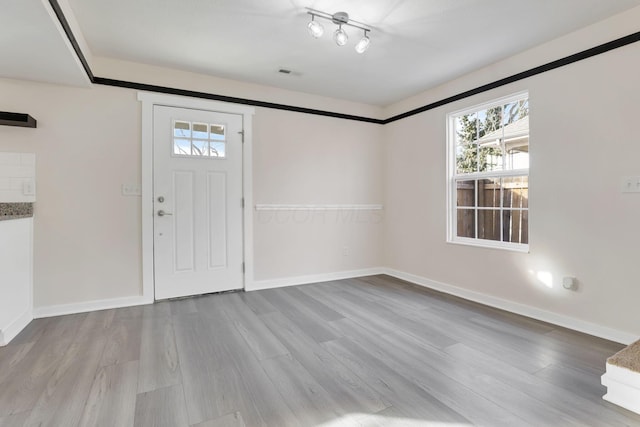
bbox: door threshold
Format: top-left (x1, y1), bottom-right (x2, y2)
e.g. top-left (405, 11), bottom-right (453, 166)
top-left (159, 288), bottom-right (244, 302)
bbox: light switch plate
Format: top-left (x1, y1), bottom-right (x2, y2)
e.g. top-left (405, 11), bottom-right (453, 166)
top-left (621, 176), bottom-right (640, 193)
top-left (121, 184), bottom-right (141, 196)
top-left (22, 180), bottom-right (35, 196)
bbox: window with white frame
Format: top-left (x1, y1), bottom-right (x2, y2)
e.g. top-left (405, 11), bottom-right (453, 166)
top-left (447, 92), bottom-right (529, 251)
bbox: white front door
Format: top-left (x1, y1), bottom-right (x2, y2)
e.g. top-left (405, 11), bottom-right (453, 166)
top-left (153, 105), bottom-right (244, 299)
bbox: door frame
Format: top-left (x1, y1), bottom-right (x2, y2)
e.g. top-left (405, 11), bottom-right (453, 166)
top-left (138, 92), bottom-right (255, 302)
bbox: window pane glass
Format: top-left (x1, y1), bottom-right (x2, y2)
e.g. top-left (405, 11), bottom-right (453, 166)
top-left (505, 99), bottom-right (529, 122)
top-left (503, 210), bottom-right (529, 244)
top-left (479, 145), bottom-right (503, 172)
top-left (174, 138), bottom-right (191, 155)
top-left (211, 124), bottom-right (225, 140)
top-left (456, 142), bottom-right (478, 174)
top-left (483, 106), bottom-right (502, 134)
top-left (456, 112), bottom-right (479, 174)
top-left (502, 100), bottom-right (529, 171)
top-left (478, 210), bottom-right (501, 241)
top-left (456, 209), bottom-right (475, 238)
top-left (477, 106), bottom-right (503, 172)
top-left (210, 142), bottom-right (226, 158)
top-left (456, 180), bottom-right (475, 207)
top-left (192, 140), bottom-right (208, 156)
top-left (478, 178), bottom-right (501, 208)
top-left (503, 176), bottom-right (529, 209)
top-left (503, 102), bottom-right (518, 126)
top-left (506, 145), bottom-right (529, 170)
top-left (193, 123), bottom-right (208, 139)
top-left (174, 121), bottom-right (190, 138)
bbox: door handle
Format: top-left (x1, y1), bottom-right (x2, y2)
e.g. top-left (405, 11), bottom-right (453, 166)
top-left (157, 210), bottom-right (173, 217)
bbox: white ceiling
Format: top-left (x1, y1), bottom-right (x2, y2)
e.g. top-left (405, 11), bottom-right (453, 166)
top-left (0, 0), bottom-right (90, 87)
top-left (3, 0), bottom-right (640, 106)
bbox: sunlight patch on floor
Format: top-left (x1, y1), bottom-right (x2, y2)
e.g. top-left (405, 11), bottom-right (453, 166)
top-left (316, 412), bottom-right (472, 427)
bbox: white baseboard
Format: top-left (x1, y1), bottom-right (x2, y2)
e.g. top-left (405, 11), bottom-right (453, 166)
top-left (33, 295), bottom-right (152, 319)
top-left (0, 309), bottom-right (33, 346)
top-left (24, 267), bottom-right (638, 346)
top-left (247, 267), bottom-right (386, 292)
top-left (31, 267), bottom-right (383, 318)
top-left (383, 268), bottom-right (638, 345)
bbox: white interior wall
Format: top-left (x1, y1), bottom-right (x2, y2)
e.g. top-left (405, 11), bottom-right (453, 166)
top-left (0, 80), bottom-right (142, 308)
top-left (382, 14), bottom-right (640, 338)
top-left (0, 71), bottom-right (383, 308)
top-left (253, 108), bottom-right (383, 282)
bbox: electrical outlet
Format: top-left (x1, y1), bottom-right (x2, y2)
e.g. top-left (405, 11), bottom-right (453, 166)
top-left (621, 176), bottom-right (640, 193)
top-left (562, 276), bottom-right (577, 291)
top-left (121, 184), bottom-right (141, 196)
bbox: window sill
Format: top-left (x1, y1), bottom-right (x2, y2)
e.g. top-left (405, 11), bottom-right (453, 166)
top-left (447, 237), bottom-right (529, 253)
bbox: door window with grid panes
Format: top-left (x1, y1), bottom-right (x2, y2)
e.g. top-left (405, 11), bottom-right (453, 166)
top-left (447, 92), bottom-right (529, 251)
top-left (173, 120), bottom-right (226, 158)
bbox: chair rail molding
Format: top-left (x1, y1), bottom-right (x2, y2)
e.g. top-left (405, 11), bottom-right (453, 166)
top-left (255, 204), bottom-right (383, 211)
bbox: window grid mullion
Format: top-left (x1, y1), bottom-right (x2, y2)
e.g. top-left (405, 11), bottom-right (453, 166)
top-left (474, 179), bottom-right (478, 239)
top-left (453, 168), bottom-right (528, 180)
top-left (475, 112), bottom-right (480, 174)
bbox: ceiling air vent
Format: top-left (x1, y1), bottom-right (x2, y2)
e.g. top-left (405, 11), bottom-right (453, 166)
top-left (278, 68), bottom-right (292, 74)
top-left (0, 112), bottom-right (37, 128)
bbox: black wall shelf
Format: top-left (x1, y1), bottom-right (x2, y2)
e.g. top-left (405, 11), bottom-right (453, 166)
top-left (0, 112), bottom-right (37, 128)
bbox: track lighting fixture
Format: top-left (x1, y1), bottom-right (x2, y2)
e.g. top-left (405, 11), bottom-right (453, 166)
top-left (306, 9), bottom-right (372, 53)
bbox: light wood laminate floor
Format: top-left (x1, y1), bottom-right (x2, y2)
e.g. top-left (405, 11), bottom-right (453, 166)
top-left (1, 275), bottom-right (639, 426)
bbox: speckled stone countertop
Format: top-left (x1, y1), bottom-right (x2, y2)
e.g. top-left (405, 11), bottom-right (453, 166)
top-left (0, 203), bottom-right (34, 221)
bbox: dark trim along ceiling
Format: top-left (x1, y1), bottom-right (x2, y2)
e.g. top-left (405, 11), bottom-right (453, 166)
top-left (49, 0), bottom-right (640, 124)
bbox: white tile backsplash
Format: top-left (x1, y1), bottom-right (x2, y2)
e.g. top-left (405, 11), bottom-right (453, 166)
top-left (0, 152), bottom-right (36, 202)
top-left (0, 153), bottom-right (21, 165)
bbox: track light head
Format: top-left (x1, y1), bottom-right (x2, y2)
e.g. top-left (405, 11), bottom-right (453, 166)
top-left (334, 25), bottom-right (348, 46)
top-left (307, 15), bottom-right (324, 38)
top-left (355, 31), bottom-right (370, 53)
